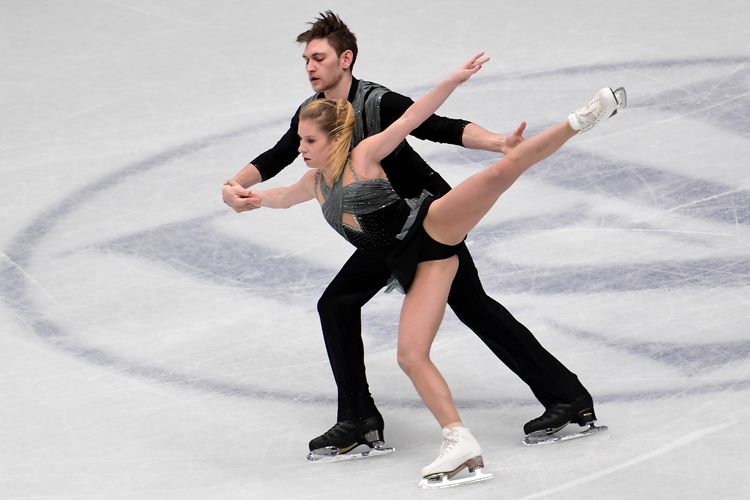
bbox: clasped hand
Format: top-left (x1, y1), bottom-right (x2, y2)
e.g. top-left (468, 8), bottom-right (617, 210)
top-left (223, 179), bottom-right (261, 212)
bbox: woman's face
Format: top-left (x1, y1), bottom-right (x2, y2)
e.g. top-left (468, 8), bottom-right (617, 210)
top-left (298, 119), bottom-right (332, 170)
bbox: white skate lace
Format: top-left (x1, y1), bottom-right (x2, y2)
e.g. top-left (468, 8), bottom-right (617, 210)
top-left (437, 428), bottom-right (460, 458)
top-left (574, 88), bottom-right (620, 133)
top-left (578, 96), bottom-right (604, 123)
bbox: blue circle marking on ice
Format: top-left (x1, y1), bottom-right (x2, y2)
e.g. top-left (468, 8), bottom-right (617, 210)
top-left (2, 56), bottom-right (749, 408)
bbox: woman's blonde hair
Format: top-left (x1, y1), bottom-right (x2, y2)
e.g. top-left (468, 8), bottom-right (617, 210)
top-left (299, 98), bottom-right (355, 180)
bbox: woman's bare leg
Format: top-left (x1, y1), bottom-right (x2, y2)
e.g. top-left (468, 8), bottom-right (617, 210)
top-left (424, 121), bottom-right (576, 245)
top-left (397, 256), bottom-right (461, 427)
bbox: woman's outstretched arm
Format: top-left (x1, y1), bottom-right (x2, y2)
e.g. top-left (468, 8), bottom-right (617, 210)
top-left (356, 53), bottom-right (489, 165)
top-left (246, 169), bottom-right (317, 209)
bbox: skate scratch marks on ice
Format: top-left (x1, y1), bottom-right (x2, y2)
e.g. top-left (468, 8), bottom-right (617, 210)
top-left (517, 409), bottom-right (748, 500)
top-left (634, 187), bottom-right (750, 223)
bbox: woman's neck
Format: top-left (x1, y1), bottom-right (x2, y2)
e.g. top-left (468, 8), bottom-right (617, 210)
top-left (317, 166), bottom-right (335, 186)
top-left (318, 154), bottom-right (351, 186)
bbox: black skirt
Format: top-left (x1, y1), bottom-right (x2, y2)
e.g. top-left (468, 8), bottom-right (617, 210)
top-left (385, 195), bottom-right (462, 293)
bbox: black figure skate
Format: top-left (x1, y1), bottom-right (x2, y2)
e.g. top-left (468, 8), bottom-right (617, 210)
top-left (306, 415), bottom-right (394, 462)
top-left (523, 393), bottom-right (608, 446)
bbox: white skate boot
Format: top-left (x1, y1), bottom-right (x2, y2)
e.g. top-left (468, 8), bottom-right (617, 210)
top-left (418, 426), bottom-right (493, 489)
top-left (568, 87), bottom-right (627, 133)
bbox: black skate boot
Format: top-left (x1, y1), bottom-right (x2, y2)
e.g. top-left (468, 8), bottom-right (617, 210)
top-left (522, 393), bottom-right (608, 445)
top-left (306, 415), bottom-right (394, 462)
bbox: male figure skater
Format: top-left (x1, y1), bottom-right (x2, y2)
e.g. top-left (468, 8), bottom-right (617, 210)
top-left (223, 11), bottom-right (601, 458)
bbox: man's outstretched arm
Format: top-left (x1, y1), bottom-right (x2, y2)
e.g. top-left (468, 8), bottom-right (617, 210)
top-left (462, 121), bottom-right (526, 154)
top-left (380, 92), bottom-right (525, 154)
top-left (222, 165), bottom-right (262, 213)
top-left (223, 111), bottom-right (302, 213)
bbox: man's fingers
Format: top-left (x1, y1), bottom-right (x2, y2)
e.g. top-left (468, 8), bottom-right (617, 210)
top-left (514, 121), bottom-right (527, 136)
top-left (224, 179), bottom-right (252, 197)
top-left (227, 186), bottom-right (251, 198)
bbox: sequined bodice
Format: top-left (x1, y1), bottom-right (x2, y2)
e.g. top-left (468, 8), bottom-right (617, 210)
top-left (316, 161), bottom-right (410, 249)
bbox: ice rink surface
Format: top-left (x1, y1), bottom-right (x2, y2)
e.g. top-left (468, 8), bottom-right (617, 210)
top-left (1, 1), bottom-right (749, 498)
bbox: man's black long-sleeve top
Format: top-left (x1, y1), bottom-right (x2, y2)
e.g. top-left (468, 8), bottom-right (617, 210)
top-left (250, 78), bottom-right (470, 199)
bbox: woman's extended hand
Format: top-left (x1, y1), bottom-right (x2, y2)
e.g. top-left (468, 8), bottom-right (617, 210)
top-left (449, 52), bottom-right (490, 85)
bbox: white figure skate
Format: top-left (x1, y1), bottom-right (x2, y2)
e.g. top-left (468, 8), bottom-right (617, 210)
top-left (568, 87), bottom-right (627, 133)
top-left (418, 426), bottom-right (493, 489)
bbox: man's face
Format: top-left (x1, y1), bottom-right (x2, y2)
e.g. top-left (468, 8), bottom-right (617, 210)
top-left (302, 38), bottom-right (349, 93)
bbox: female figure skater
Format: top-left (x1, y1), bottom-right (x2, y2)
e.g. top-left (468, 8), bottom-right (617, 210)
top-left (244, 53), bottom-right (625, 487)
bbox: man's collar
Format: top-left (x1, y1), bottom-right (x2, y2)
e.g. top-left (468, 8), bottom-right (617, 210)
top-left (319, 77), bottom-right (359, 102)
top-left (347, 77), bottom-right (359, 102)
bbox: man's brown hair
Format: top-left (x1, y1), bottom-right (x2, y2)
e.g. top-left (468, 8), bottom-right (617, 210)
top-left (296, 11), bottom-right (358, 72)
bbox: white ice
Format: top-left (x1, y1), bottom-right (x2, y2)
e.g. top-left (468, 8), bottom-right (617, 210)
top-left (1, 1), bottom-right (749, 499)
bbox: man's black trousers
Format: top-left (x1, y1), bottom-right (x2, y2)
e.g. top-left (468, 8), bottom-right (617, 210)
top-left (316, 242), bottom-right (587, 422)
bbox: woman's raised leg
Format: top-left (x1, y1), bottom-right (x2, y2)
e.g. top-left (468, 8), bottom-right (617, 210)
top-left (424, 86), bottom-right (625, 245)
top-left (424, 121), bottom-right (576, 245)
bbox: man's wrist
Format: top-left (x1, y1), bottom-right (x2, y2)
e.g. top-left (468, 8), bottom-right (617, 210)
top-left (462, 123), bottom-right (506, 153)
top-left (491, 134), bottom-right (506, 154)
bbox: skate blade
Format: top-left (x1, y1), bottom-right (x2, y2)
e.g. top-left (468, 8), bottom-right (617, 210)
top-left (523, 423), bottom-right (608, 446)
top-left (609, 87), bottom-right (627, 117)
top-left (613, 87), bottom-right (627, 109)
top-left (419, 468), bottom-right (493, 489)
top-left (306, 443), bottom-right (395, 463)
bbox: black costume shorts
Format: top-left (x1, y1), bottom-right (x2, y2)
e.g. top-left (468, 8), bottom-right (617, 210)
top-left (386, 196), bottom-right (462, 293)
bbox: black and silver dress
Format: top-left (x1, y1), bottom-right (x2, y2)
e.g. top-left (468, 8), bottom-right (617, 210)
top-left (316, 161), bottom-right (459, 293)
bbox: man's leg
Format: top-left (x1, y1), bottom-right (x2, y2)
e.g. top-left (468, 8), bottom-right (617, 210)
top-left (308, 249), bottom-right (393, 457)
top-left (447, 244), bottom-right (595, 429)
top-left (317, 249), bottom-right (390, 421)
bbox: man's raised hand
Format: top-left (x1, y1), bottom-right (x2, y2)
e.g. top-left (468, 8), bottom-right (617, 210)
top-left (501, 121), bottom-right (527, 154)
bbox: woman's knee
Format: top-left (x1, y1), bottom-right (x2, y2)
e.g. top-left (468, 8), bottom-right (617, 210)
top-left (397, 347), bottom-right (430, 375)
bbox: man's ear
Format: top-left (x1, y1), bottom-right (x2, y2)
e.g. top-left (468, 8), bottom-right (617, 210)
top-left (340, 49), bottom-right (354, 71)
